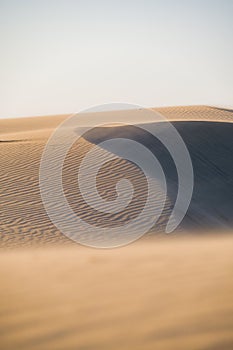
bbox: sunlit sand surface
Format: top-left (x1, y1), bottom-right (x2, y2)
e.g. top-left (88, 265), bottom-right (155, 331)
top-left (0, 106), bottom-right (233, 349)
top-left (1, 236), bottom-right (233, 350)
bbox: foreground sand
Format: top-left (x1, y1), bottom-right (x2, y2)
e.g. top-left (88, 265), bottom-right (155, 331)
top-left (1, 236), bottom-right (233, 350)
top-left (1, 106), bottom-right (233, 349)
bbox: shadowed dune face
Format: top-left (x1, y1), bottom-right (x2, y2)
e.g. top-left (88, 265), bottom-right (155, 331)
top-left (82, 120), bottom-right (233, 230)
top-left (175, 121), bottom-right (233, 229)
top-left (0, 106), bottom-right (233, 248)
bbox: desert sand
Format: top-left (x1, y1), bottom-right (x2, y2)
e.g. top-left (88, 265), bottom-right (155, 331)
top-left (0, 106), bottom-right (233, 349)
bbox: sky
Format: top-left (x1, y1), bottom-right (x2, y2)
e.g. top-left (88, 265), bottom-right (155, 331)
top-left (0, 0), bottom-right (233, 118)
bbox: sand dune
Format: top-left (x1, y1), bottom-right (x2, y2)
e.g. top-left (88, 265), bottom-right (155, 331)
top-left (0, 105), bottom-right (233, 247)
top-left (0, 106), bottom-right (233, 349)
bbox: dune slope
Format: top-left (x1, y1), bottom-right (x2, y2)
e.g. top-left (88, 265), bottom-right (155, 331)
top-left (0, 106), bottom-right (233, 247)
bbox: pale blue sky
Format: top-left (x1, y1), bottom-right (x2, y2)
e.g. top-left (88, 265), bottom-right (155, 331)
top-left (0, 0), bottom-right (233, 118)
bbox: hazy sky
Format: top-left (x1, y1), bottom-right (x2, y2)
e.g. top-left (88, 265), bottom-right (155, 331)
top-left (0, 0), bottom-right (233, 118)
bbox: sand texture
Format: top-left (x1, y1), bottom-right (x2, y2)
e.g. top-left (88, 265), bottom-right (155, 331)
top-left (0, 106), bottom-right (233, 349)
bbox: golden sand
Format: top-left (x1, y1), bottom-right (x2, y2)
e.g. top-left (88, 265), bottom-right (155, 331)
top-left (0, 106), bottom-right (233, 349)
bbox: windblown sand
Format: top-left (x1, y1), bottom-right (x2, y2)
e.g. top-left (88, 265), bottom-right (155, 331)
top-left (0, 106), bottom-right (233, 349)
